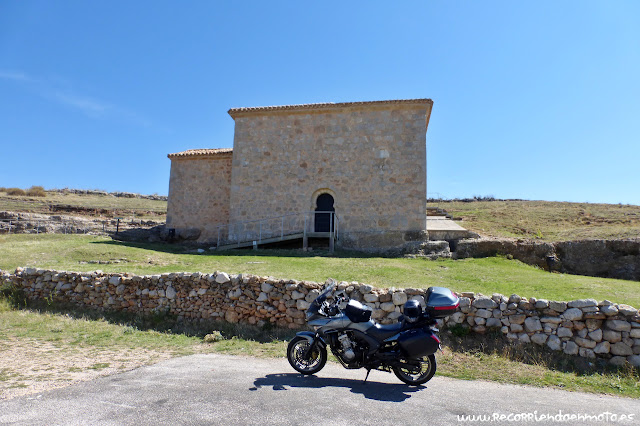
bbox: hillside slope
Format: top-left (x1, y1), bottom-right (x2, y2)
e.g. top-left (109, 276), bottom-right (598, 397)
top-left (0, 189), bottom-right (166, 221)
top-left (3, 189), bottom-right (640, 241)
top-left (434, 200), bottom-right (640, 241)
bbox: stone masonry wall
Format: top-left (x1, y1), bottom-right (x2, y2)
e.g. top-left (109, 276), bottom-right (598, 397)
top-left (2, 267), bottom-right (638, 367)
top-left (166, 154), bottom-right (232, 241)
top-left (228, 102), bottom-right (431, 249)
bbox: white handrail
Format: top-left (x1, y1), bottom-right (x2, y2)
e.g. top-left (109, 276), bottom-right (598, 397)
top-left (214, 211), bottom-right (338, 248)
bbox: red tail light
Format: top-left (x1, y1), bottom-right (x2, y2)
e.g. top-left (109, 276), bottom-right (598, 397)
top-left (434, 302), bottom-right (459, 310)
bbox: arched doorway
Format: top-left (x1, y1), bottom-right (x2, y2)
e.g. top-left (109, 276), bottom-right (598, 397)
top-left (314, 193), bottom-right (335, 232)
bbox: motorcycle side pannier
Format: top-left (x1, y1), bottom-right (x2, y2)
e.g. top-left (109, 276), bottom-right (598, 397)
top-left (345, 300), bottom-right (372, 323)
top-left (398, 328), bottom-right (440, 357)
top-left (425, 286), bottom-right (459, 318)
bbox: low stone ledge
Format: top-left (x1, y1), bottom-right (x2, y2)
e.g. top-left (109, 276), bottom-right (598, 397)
top-left (455, 237), bottom-right (640, 281)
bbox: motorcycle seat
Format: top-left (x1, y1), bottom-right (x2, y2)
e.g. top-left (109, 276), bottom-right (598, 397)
top-left (368, 322), bottom-right (404, 342)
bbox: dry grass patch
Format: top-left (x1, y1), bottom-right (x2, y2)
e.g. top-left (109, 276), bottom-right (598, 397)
top-left (438, 200), bottom-right (640, 241)
top-left (0, 298), bottom-right (201, 400)
top-left (0, 337), bottom-right (170, 400)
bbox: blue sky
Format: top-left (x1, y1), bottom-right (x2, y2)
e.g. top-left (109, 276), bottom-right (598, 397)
top-left (1, 1), bottom-right (639, 204)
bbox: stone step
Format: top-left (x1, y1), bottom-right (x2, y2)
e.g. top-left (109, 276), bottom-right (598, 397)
top-left (427, 206), bottom-right (454, 219)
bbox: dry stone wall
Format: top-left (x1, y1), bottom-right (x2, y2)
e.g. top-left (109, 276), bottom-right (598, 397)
top-left (0, 211), bottom-right (160, 236)
top-left (2, 267), bottom-right (639, 367)
top-left (450, 292), bottom-right (640, 367)
top-left (1, 212), bottom-right (98, 235)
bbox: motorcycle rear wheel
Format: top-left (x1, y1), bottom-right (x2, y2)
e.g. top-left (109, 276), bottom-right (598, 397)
top-left (287, 336), bottom-right (327, 375)
top-left (392, 354), bottom-right (437, 385)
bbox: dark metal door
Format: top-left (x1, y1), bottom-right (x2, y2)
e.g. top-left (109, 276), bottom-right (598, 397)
top-left (314, 193), bottom-right (335, 232)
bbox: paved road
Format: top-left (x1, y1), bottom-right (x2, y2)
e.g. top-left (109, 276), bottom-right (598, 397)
top-left (1, 354), bottom-right (638, 425)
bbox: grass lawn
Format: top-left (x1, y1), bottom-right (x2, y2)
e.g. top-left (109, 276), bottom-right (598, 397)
top-left (2, 234), bottom-right (640, 306)
top-left (438, 200), bottom-right (640, 241)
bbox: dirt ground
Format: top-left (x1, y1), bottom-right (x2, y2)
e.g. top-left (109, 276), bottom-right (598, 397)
top-left (0, 337), bottom-right (172, 400)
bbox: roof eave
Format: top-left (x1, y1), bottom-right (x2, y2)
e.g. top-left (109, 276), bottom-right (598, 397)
top-left (228, 98), bottom-right (433, 118)
top-left (167, 148), bottom-right (233, 160)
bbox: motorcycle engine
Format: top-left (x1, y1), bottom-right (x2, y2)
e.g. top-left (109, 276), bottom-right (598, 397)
top-left (336, 331), bottom-right (366, 364)
top-left (337, 333), bottom-right (355, 361)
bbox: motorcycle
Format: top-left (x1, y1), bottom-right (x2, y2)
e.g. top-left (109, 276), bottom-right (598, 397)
top-left (286, 283), bottom-right (459, 385)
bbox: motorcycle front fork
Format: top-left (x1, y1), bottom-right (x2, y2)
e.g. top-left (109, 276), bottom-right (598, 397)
top-left (302, 333), bottom-right (322, 359)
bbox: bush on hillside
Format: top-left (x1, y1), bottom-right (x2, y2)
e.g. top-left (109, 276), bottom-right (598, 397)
top-left (6, 187), bottom-right (26, 196)
top-left (0, 284), bottom-right (28, 308)
top-left (0, 187), bottom-right (6, 193)
top-left (26, 186), bottom-right (47, 197)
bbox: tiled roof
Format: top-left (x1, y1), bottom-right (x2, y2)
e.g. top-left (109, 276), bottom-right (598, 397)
top-left (167, 148), bottom-right (233, 159)
top-left (228, 98), bottom-right (433, 117)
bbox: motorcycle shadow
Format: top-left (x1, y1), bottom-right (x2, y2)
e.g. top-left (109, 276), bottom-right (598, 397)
top-left (250, 373), bottom-right (425, 402)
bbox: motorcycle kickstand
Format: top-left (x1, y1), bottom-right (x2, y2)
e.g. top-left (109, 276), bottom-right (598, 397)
top-left (363, 368), bottom-right (371, 383)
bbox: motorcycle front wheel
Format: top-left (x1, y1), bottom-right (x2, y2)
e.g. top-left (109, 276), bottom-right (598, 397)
top-left (393, 354), bottom-right (437, 385)
top-left (287, 336), bottom-right (327, 375)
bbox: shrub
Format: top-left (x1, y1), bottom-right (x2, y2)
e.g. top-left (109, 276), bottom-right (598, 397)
top-left (449, 323), bottom-right (471, 338)
top-left (0, 187), bottom-right (6, 193)
top-left (0, 284), bottom-right (28, 308)
top-left (204, 330), bottom-right (225, 343)
top-left (472, 195), bottom-right (496, 202)
top-left (6, 187), bottom-right (26, 196)
top-left (26, 186), bottom-right (46, 197)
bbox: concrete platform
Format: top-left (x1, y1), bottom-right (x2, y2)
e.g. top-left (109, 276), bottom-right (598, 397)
top-left (427, 217), bottom-right (472, 241)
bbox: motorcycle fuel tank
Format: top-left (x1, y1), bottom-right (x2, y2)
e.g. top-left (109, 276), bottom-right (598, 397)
top-left (309, 314), bottom-right (351, 330)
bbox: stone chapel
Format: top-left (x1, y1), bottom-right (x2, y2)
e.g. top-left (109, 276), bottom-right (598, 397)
top-left (166, 98), bottom-right (433, 251)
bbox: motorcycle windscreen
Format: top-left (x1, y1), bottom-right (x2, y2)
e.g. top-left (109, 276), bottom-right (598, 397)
top-left (397, 328), bottom-right (440, 357)
top-left (306, 301), bottom-right (321, 318)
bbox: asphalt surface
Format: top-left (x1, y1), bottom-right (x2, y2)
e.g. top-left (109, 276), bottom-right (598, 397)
top-left (1, 354), bottom-right (638, 425)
